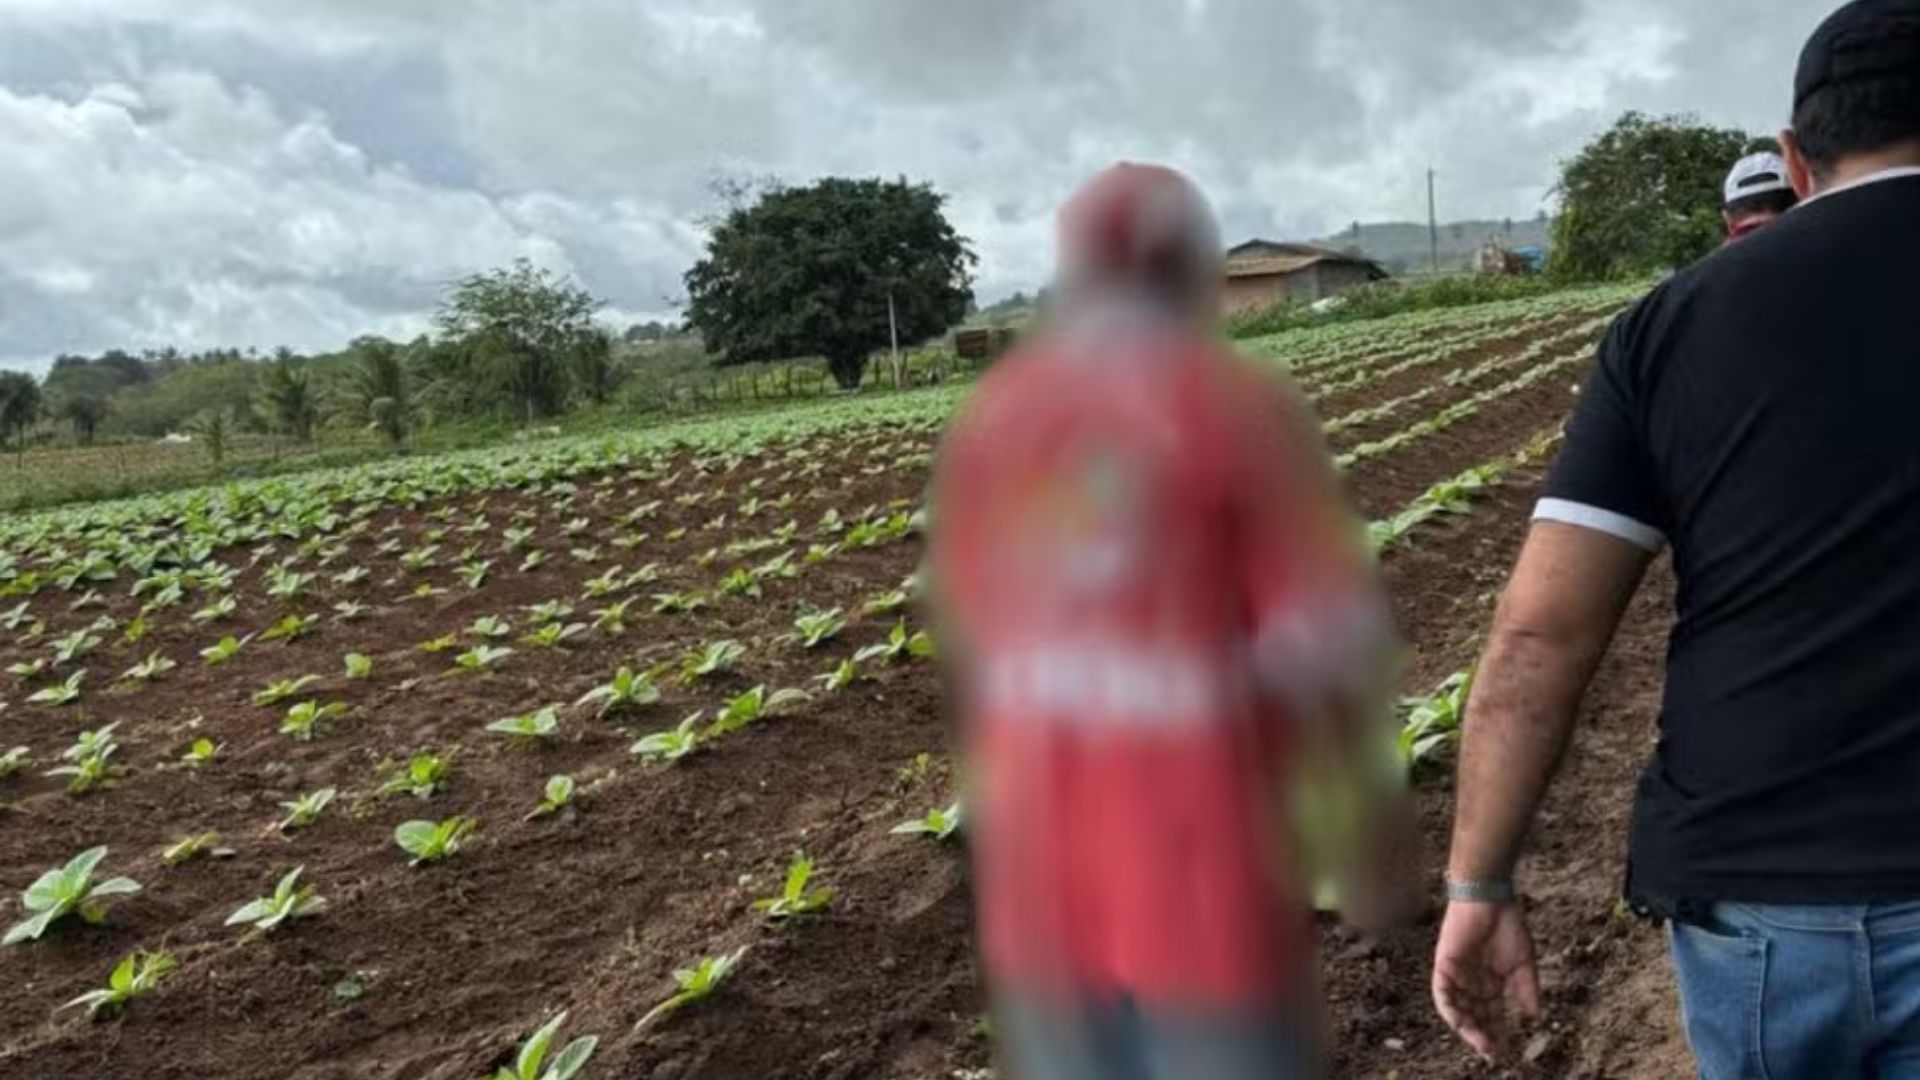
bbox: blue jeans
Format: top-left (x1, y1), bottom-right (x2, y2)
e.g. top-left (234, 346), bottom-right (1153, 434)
top-left (1670, 900), bottom-right (1920, 1079)
top-left (996, 995), bottom-right (1324, 1080)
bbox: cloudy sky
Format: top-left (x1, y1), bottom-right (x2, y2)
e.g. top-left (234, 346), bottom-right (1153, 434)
top-left (0, 0), bottom-right (1823, 373)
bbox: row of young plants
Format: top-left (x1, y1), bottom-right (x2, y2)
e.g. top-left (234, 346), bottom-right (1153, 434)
top-left (0, 430), bottom-right (940, 717)
top-left (1335, 339), bottom-right (1589, 471)
top-left (1251, 283), bottom-right (1637, 381)
top-left (1321, 314), bottom-right (1612, 439)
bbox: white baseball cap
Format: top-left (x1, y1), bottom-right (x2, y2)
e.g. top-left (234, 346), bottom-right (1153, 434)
top-left (1724, 152), bottom-right (1793, 205)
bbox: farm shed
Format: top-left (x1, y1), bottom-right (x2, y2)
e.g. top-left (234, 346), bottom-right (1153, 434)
top-left (1221, 240), bottom-right (1389, 314)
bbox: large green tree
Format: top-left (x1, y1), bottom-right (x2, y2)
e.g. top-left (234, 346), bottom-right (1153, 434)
top-left (1550, 112), bottom-right (1773, 280)
top-left (684, 177), bottom-right (975, 390)
top-left (430, 260), bottom-right (606, 421)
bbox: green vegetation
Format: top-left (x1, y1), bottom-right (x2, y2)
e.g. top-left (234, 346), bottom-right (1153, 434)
top-left (161, 832), bottom-right (224, 866)
top-left (3, 847), bottom-right (142, 945)
top-left (487, 706), bottom-right (561, 746)
top-left (1550, 111), bottom-right (1772, 280)
top-left (631, 713), bottom-right (705, 763)
top-left (393, 816), bottom-right (478, 866)
top-left (62, 952), bottom-right (178, 1019)
top-left (891, 803), bottom-right (964, 841)
top-left (753, 853), bottom-right (833, 919)
top-left (634, 947), bottom-right (750, 1033)
top-left (279, 787), bottom-right (338, 831)
top-left (491, 1011), bottom-right (599, 1080)
top-left (225, 868), bottom-right (326, 931)
top-left (685, 177), bottom-right (974, 389)
top-left (525, 775), bottom-right (577, 821)
top-left (1227, 273), bottom-right (1573, 340)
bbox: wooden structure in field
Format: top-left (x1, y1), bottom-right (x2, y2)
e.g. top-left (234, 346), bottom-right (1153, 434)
top-left (1222, 240), bottom-right (1389, 314)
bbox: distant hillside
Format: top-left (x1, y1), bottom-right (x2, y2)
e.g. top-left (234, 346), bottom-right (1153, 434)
top-left (1312, 216), bottom-right (1554, 276)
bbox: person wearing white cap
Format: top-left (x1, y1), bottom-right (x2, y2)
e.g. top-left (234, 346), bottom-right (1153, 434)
top-left (1721, 151), bottom-right (1800, 243)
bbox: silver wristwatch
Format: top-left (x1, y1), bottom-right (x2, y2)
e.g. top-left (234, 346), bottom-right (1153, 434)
top-left (1445, 877), bottom-right (1517, 904)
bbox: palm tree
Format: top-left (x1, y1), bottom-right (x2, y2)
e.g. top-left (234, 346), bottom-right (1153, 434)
top-left (259, 359), bottom-right (318, 442)
top-left (349, 338), bottom-right (410, 449)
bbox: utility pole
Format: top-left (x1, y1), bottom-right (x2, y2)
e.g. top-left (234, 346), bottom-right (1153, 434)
top-left (887, 289), bottom-right (902, 390)
top-left (1427, 167), bottom-right (1440, 276)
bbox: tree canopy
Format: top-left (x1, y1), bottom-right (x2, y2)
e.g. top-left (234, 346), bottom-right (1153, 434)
top-left (0, 371), bottom-right (39, 448)
top-left (427, 259), bottom-right (614, 420)
top-left (1549, 112), bottom-right (1774, 280)
top-left (684, 177), bottom-right (975, 389)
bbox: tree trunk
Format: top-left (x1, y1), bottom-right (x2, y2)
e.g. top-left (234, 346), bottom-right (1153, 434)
top-left (827, 353), bottom-right (866, 391)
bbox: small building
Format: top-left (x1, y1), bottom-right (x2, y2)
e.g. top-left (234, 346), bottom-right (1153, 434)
top-left (1221, 240), bottom-right (1390, 315)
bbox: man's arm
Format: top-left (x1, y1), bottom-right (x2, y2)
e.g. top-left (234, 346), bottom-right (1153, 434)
top-left (1432, 520), bottom-right (1651, 1060)
top-left (1449, 521), bottom-right (1651, 881)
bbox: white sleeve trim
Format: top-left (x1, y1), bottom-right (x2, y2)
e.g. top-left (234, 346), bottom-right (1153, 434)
top-left (1533, 498), bottom-right (1666, 552)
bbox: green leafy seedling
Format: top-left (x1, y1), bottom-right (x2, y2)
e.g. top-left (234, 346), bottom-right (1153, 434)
top-left (62, 951), bottom-right (177, 1019)
top-left (470, 615), bottom-right (513, 640)
top-left (419, 633), bottom-right (461, 654)
top-left (181, 737), bottom-right (221, 768)
top-left (487, 706), bottom-right (560, 747)
top-left (193, 595), bottom-right (238, 623)
top-left (792, 608), bottom-right (846, 649)
top-left (631, 713), bottom-right (703, 763)
top-left (752, 853), bottom-right (833, 919)
top-left (650, 590), bottom-right (707, 615)
top-left (46, 723), bottom-right (119, 794)
top-left (279, 787), bottom-right (337, 831)
top-left (0, 746), bottom-right (29, 779)
top-left (121, 650), bottom-right (177, 683)
top-left (393, 816), bottom-right (477, 866)
top-left (855, 621), bottom-right (935, 665)
top-left (454, 644), bottom-right (513, 673)
top-left (519, 622), bottom-right (587, 649)
top-left (379, 753), bottom-right (451, 799)
top-left (161, 831), bottom-right (224, 866)
top-left (4, 847), bottom-right (142, 945)
top-left (259, 613), bottom-right (317, 644)
top-left (525, 775), bottom-right (577, 821)
top-left (811, 657), bottom-right (861, 694)
top-left (891, 802), bottom-right (964, 841)
top-left (634, 947), bottom-right (749, 1033)
top-left (253, 674), bottom-right (320, 707)
top-left (491, 1009), bottom-right (598, 1080)
top-left (27, 670), bottom-right (86, 706)
top-left (576, 665), bottom-right (662, 718)
top-left (201, 634), bottom-right (250, 666)
top-left (225, 867), bottom-right (325, 932)
top-left (281, 700), bottom-right (347, 742)
top-left (707, 686), bottom-right (809, 737)
top-left (679, 639), bottom-right (746, 682)
top-left (344, 652), bottom-right (374, 679)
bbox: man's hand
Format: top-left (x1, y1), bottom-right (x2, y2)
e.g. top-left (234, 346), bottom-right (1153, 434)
top-left (1432, 900), bottom-right (1541, 1061)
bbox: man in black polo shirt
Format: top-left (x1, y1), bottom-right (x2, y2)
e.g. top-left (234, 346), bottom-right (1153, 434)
top-left (1430, 1), bottom-right (1920, 1074)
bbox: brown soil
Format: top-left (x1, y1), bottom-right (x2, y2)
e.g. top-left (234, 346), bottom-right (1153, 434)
top-left (0, 341), bottom-right (1691, 1078)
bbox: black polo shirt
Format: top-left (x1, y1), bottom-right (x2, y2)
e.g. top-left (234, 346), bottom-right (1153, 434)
top-left (1538, 169), bottom-right (1920, 906)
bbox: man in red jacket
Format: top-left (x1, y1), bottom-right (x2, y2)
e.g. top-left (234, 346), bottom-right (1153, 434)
top-left (932, 164), bottom-right (1400, 1080)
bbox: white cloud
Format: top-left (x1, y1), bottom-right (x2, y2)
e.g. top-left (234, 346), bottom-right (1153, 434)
top-left (0, 0), bottom-right (1819, 372)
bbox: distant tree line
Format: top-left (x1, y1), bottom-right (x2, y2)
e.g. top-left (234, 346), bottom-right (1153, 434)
top-left (5, 175), bottom-right (980, 452)
top-left (6, 260), bottom-right (627, 451)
